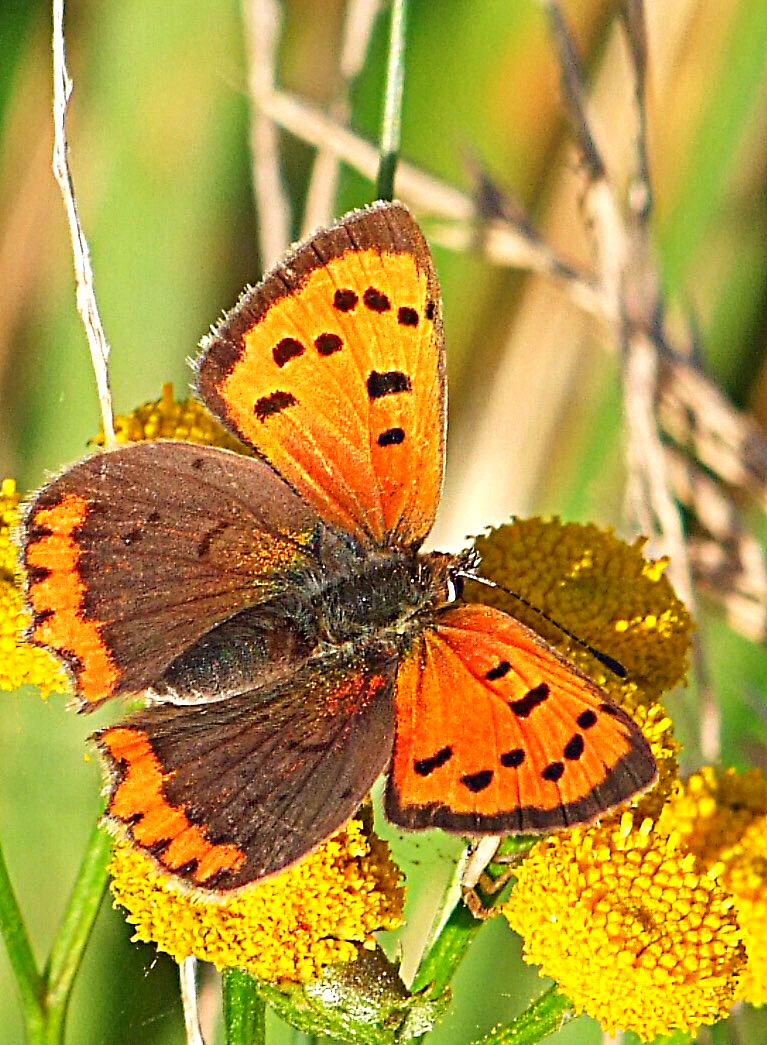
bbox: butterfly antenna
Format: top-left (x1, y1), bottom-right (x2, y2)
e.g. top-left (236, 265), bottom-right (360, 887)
top-left (458, 571), bottom-right (628, 679)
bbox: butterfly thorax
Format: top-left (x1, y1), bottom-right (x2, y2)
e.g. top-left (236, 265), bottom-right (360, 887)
top-left (310, 548), bottom-right (455, 647)
top-left (153, 546), bottom-right (456, 704)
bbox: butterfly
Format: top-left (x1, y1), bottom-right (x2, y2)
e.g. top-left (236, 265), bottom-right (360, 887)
top-left (22, 201), bottom-right (657, 892)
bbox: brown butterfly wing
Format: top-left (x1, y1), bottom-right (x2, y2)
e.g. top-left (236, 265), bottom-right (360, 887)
top-left (196, 201), bottom-right (446, 549)
top-left (23, 441), bottom-right (349, 708)
top-left (386, 604), bottom-right (657, 833)
top-left (96, 652), bottom-right (397, 890)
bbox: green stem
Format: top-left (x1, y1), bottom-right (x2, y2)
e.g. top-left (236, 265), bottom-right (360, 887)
top-left (376, 0), bottom-right (408, 201)
top-left (0, 836), bottom-right (45, 1037)
top-left (470, 985), bottom-right (573, 1045)
top-left (410, 839), bottom-right (527, 998)
top-left (708, 1020), bottom-right (732, 1045)
top-left (410, 896), bottom-right (482, 998)
top-left (222, 968), bottom-right (266, 1045)
top-left (40, 822), bottom-right (112, 1044)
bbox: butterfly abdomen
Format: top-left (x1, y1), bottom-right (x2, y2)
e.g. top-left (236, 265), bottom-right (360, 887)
top-left (153, 599), bottom-right (318, 703)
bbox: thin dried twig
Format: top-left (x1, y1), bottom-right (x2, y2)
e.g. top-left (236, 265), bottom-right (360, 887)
top-left (262, 88), bottom-right (609, 317)
top-left (666, 446), bottom-right (767, 642)
top-left (621, 0), bottom-right (653, 230)
top-left (544, 0), bottom-right (725, 757)
top-left (51, 0), bottom-right (114, 444)
top-left (688, 537), bottom-right (767, 644)
top-left (659, 359), bottom-right (767, 508)
top-left (242, 0), bottom-right (292, 267)
top-left (179, 958), bottom-right (205, 1045)
top-left (623, 336), bottom-right (694, 598)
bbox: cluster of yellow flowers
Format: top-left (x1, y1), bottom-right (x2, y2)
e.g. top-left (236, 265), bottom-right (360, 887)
top-left (4, 387), bottom-right (767, 1041)
top-left (92, 382), bottom-right (247, 451)
top-left (0, 478), bottom-right (68, 695)
top-left (110, 817), bottom-right (404, 983)
top-left (471, 519), bottom-right (763, 1038)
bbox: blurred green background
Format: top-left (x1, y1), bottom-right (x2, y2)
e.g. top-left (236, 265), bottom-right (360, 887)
top-left (2, 0), bottom-right (767, 1042)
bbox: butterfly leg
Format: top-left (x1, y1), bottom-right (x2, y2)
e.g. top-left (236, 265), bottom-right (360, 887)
top-left (461, 835), bottom-right (526, 920)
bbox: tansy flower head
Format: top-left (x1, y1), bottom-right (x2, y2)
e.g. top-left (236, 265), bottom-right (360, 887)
top-left (0, 478), bottom-right (69, 697)
top-left (469, 519), bottom-right (692, 700)
top-left (94, 383), bottom-right (248, 451)
top-left (109, 817), bottom-right (404, 983)
top-left (660, 766), bottom-right (767, 1006)
top-left (503, 811), bottom-right (745, 1040)
top-left (467, 518), bottom-right (689, 810)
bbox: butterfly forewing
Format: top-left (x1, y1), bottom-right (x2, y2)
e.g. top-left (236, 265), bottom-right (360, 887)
top-left (196, 202), bottom-right (446, 549)
top-left (97, 653), bottom-right (397, 889)
top-left (23, 441), bottom-right (346, 708)
top-left (386, 603), bottom-right (657, 833)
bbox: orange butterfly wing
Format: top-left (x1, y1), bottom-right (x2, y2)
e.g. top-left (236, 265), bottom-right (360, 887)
top-left (386, 604), bottom-right (657, 833)
top-left (196, 202), bottom-right (445, 548)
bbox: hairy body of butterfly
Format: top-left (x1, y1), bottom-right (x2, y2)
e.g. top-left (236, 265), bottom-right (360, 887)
top-left (23, 201), bottom-right (657, 892)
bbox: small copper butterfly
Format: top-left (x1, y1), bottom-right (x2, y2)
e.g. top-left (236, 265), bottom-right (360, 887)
top-left (22, 202), bottom-right (656, 891)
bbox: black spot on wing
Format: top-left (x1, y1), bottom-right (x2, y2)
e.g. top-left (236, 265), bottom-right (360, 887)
top-left (500, 748), bottom-right (525, 768)
top-left (414, 746), bottom-right (453, 777)
top-left (485, 660), bottom-right (511, 681)
top-left (273, 337), bottom-right (305, 367)
top-left (315, 333), bottom-right (343, 356)
top-left (510, 682), bottom-right (550, 718)
top-left (397, 306), bottom-right (419, 327)
top-left (333, 288), bottom-right (358, 312)
top-left (564, 734), bottom-right (585, 761)
top-left (26, 564), bottom-right (52, 587)
top-left (577, 709), bottom-right (598, 729)
top-left (542, 761), bottom-right (565, 782)
top-left (363, 287), bottom-right (391, 313)
top-left (377, 427), bottom-right (405, 447)
top-left (461, 769), bottom-right (494, 793)
top-left (367, 371), bottom-right (412, 400)
top-left (254, 390), bottom-right (298, 422)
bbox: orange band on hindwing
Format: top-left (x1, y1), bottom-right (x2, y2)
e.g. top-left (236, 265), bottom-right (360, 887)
top-left (99, 726), bottom-right (246, 885)
top-left (25, 494), bottom-right (119, 705)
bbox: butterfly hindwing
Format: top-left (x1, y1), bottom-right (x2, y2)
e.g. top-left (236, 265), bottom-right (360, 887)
top-left (23, 441), bottom-right (348, 708)
top-left (196, 201), bottom-right (446, 549)
top-left (97, 653), bottom-right (398, 889)
top-left (386, 603), bottom-right (657, 833)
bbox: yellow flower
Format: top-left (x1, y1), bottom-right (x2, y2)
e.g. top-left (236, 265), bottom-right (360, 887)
top-left (660, 766), bottom-right (767, 1006)
top-left (467, 518), bottom-right (689, 813)
top-left (483, 521), bottom-right (743, 1038)
top-left (469, 518), bottom-right (692, 701)
top-left (93, 382), bottom-right (248, 450)
top-left (110, 817), bottom-right (404, 983)
top-left (0, 478), bottom-right (69, 696)
top-left (503, 811), bottom-right (745, 1040)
